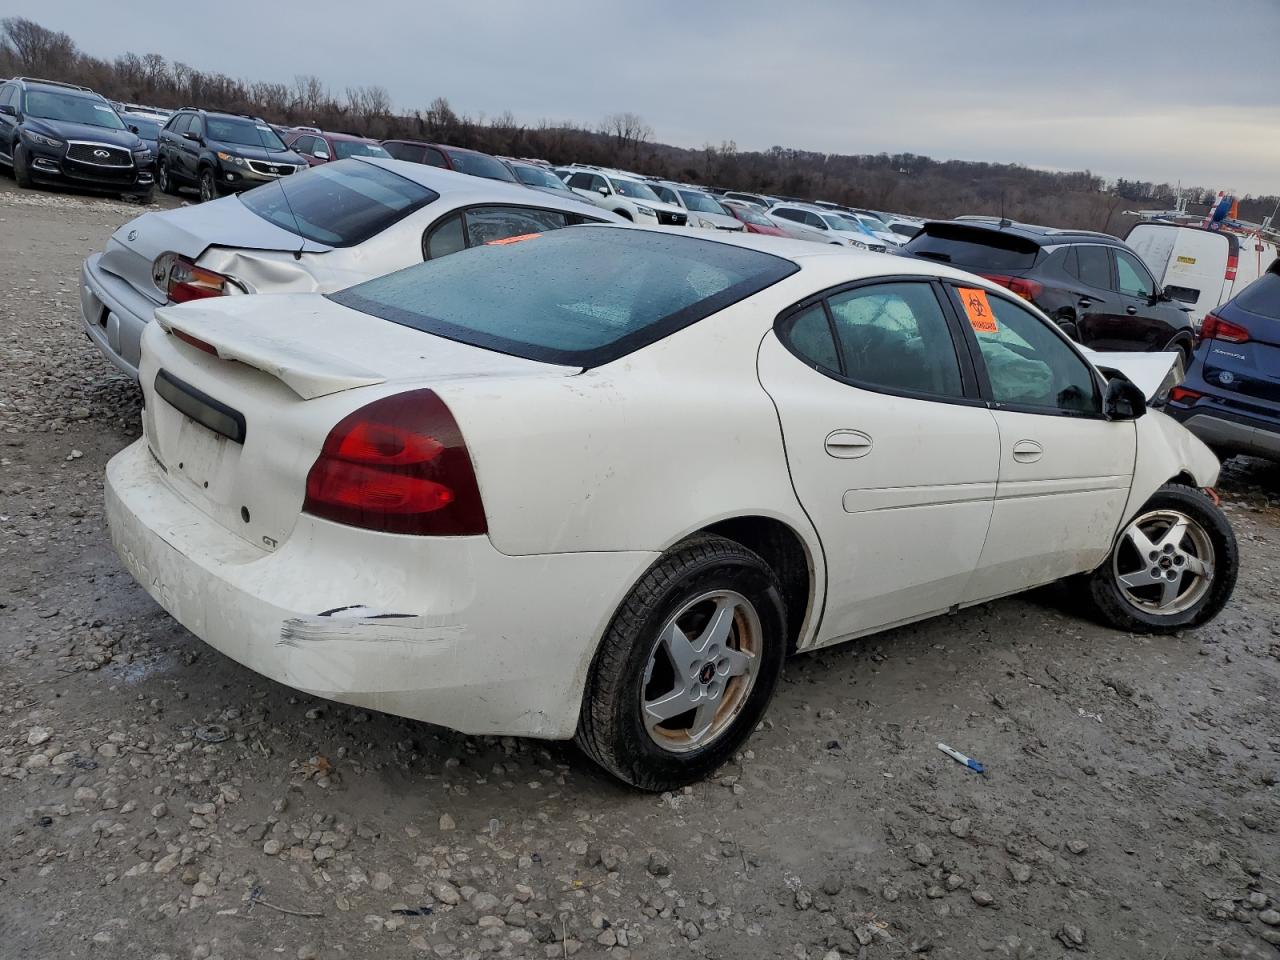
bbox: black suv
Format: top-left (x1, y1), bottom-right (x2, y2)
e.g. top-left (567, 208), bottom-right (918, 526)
top-left (902, 219), bottom-right (1196, 359)
top-left (156, 108), bottom-right (306, 202)
top-left (0, 77), bottom-right (153, 199)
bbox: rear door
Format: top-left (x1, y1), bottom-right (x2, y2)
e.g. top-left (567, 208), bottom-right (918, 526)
top-left (758, 279), bottom-right (1000, 643)
top-left (1112, 248), bottom-right (1176, 350)
top-left (1071, 243), bottom-right (1145, 350)
top-left (951, 286), bottom-right (1135, 600)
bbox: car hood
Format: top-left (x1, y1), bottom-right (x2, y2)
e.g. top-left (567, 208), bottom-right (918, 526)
top-left (211, 142), bottom-right (306, 165)
top-left (690, 211), bottom-right (744, 230)
top-left (26, 117), bottom-right (142, 150)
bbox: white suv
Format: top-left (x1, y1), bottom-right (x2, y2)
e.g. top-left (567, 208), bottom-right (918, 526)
top-left (767, 204), bottom-right (887, 252)
top-left (564, 168), bottom-right (688, 225)
top-left (648, 181), bottom-right (744, 231)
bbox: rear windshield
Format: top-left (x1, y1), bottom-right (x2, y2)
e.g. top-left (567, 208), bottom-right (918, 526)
top-left (1233, 265), bottom-right (1280, 320)
top-left (330, 228), bottom-right (799, 366)
top-left (239, 159), bottom-right (438, 247)
top-left (514, 164), bottom-right (568, 190)
top-left (443, 149), bottom-right (516, 182)
top-left (906, 224), bottom-right (1040, 270)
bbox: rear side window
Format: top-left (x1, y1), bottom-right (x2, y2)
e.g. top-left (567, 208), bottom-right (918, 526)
top-left (780, 304), bottom-right (840, 373)
top-left (906, 224), bottom-right (1040, 271)
top-left (423, 147), bottom-right (448, 168)
top-left (1071, 245), bottom-right (1112, 289)
top-left (1233, 266), bottom-right (1280, 320)
top-left (331, 227), bottom-right (799, 367)
top-left (423, 206), bottom-right (574, 259)
top-left (383, 141), bottom-right (424, 163)
top-left (239, 159), bottom-right (438, 247)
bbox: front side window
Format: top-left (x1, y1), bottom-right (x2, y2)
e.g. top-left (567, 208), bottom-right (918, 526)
top-left (382, 141), bottom-right (422, 162)
top-left (240, 158), bottom-right (438, 247)
top-left (825, 283), bottom-right (964, 397)
top-left (291, 135), bottom-right (315, 154)
top-left (24, 91), bottom-right (126, 130)
top-left (773, 208), bottom-right (803, 224)
top-left (651, 184), bottom-right (677, 204)
top-left (802, 211), bottom-right (827, 229)
top-left (333, 227), bottom-right (799, 367)
top-left (0, 85), bottom-right (16, 108)
top-left (966, 291), bottom-right (1099, 415)
top-left (166, 113), bottom-right (191, 136)
top-left (566, 172), bottom-right (594, 190)
top-left (1114, 250), bottom-right (1155, 299)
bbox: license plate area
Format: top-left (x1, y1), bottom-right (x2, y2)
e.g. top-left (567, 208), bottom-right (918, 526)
top-left (155, 369), bottom-right (246, 444)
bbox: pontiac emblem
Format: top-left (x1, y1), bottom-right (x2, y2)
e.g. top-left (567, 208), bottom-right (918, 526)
top-left (127, 229), bottom-right (137, 241)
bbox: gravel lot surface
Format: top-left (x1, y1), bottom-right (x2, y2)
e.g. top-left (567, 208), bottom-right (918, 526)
top-left (2, 180), bottom-right (1279, 960)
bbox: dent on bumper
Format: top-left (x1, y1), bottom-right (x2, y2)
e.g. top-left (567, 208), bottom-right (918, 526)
top-left (105, 439), bottom-right (658, 738)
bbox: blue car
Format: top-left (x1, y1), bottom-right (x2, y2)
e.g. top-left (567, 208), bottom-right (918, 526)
top-left (1165, 258), bottom-right (1280, 461)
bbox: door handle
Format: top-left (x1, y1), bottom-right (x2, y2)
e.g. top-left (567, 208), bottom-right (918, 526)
top-left (1078, 297), bottom-right (1094, 309)
top-left (1011, 439), bottom-right (1043, 463)
top-left (825, 430), bottom-right (873, 459)
top-left (1126, 305), bottom-right (1138, 315)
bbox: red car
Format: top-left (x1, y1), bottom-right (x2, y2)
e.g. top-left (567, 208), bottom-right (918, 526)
top-left (380, 140), bottom-right (518, 183)
top-left (721, 199), bottom-right (789, 237)
top-left (285, 129), bottom-right (392, 166)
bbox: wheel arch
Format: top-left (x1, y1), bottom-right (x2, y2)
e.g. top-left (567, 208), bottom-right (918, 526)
top-left (1119, 410), bottom-right (1221, 536)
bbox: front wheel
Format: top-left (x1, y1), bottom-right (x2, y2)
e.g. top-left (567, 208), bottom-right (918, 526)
top-left (575, 535), bottom-right (787, 791)
top-left (198, 167), bottom-right (218, 203)
top-left (13, 143), bottom-right (33, 188)
top-left (157, 160), bottom-right (176, 195)
top-left (1083, 484), bottom-right (1237, 633)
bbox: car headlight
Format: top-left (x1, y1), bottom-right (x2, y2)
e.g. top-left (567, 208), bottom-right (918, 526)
top-left (635, 205), bottom-right (656, 217)
top-left (697, 217), bottom-right (718, 229)
top-left (850, 239), bottom-right (868, 249)
top-left (22, 130), bottom-right (64, 149)
top-left (216, 152), bottom-right (247, 167)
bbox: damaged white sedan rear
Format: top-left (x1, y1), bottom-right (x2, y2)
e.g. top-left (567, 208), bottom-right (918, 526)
top-left (106, 227), bottom-right (1238, 790)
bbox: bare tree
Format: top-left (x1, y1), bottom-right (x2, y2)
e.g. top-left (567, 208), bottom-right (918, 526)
top-left (599, 111), bottom-right (653, 151)
top-left (1, 17), bottom-right (76, 76)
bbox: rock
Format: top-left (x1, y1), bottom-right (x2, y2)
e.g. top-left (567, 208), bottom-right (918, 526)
top-left (430, 880), bottom-right (461, 906)
top-left (949, 818), bottom-right (971, 838)
top-left (926, 885), bottom-right (945, 899)
top-left (471, 892), bottom-right (501, 913)
top-left (153, 852), bottom-right (180, 875)
top-left (297, 947), bottom-right (318, 960)
top-left (370, 872), bottom-right (393, 892)
top-left (1247, 892), bottom-right (1268, 910)
top-left (1058, 923), bottom-right (1087, 949)
top-left (970, 889), bottom-right (995, 907)
top-left (1259, 909), bottom-right (1280, 927)
top-left (263, 839), bottom-right (282, 856)
top-left (909, 843), bottom-right (933, 866)
top-left (821, 875), bottom-right (843, 896)
top-left (795, 889), bottom-right (813, 910)
top-left (647, 851), bottom-right (672, 877)
top-left (882, 886), bottom-right (900, 902)
top-left (1007, 862), bottom-right (1032, 883)
top-left (438, 813), bottom-right (456, 831)
top-left (946, 873), bottom-right (965, 891)
top-left (1066, 839), bottom-right (1089, 855)
top-left (151, 803), bottom-right (169, 818)
top-left (27, 727), bottom-right (53, 746)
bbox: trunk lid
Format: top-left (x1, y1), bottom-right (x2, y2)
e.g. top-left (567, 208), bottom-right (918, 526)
top-left (98, 196), bottom-right (331, 305)
top-left (140, 294), bottom-right (576, 552)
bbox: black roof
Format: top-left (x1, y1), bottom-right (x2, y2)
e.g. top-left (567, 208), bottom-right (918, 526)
top-left (921, 218), bottom-right (1127, 248)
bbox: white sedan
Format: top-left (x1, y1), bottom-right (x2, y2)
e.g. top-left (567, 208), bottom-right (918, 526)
top-left (105, 227), bottom-right (1238, 790)
top-left (80, 158), bottom-right (620, 380)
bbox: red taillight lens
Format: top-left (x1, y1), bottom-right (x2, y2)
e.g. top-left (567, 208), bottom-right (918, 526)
top-left (303, 389), bottom-right (486, 536)
top-left (161, 255), bottom-right (232, 303)
top-left (171, 329), bottom-right (219, 355)
top-left (1168, 386), bottom-right (1203, 405)
top-left (980, 274), bottom-right (1043, 302)
top-left (1225, 254), bottom-right (1238, 282)
top-left (1200, 312), bottom-right (1250, 344)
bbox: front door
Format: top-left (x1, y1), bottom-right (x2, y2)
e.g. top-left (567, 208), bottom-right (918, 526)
top-left (951, 286), bottom-right (1136, 601)
top-left (758, 279), bottom-right (1000, 645)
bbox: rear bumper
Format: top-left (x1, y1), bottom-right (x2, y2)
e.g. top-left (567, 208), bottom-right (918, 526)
top-left (105, 439), bottom-right (657, 738)
top-left (81, 254), bottom-right (159, 381)
top-left (1173, 411), bottom-right (1280, 459)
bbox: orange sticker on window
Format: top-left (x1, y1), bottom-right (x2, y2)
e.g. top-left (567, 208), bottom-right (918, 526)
top-left (957, 287), bottom-right (998, 334)
top-left (486, 233), bottom-right (541, 246)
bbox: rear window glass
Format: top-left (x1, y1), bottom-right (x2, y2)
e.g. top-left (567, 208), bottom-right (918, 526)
top-left (239, 159), bottom-right (438, 247)
top-left (443, 149), bottom-right (516, 182)
top-left (906, 224), bottom-right (1040, 270)
top-left (330, 228), bottom-right (799, 367)
top-left (1233, 267), bottom-right (1280, 320)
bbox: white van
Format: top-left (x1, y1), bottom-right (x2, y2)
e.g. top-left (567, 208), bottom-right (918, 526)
top-left (1125, 221), bottom-right (1279, 328)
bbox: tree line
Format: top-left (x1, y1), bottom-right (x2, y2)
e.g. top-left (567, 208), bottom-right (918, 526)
top-left (3, 17), bottom-right (1275, 233)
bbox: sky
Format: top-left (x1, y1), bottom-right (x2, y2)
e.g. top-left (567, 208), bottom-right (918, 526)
top-left (28, 0), bottom-right (1280, 196)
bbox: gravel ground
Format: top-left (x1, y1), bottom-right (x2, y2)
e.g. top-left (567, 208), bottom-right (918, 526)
top-left (2, 180), bottom-right (1279, 960)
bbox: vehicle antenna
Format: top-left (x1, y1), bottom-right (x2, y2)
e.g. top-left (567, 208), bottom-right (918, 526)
top-left (252, 120), bottom-right (306, 260)
top-left (998, 192), bottom-right (1011, 229)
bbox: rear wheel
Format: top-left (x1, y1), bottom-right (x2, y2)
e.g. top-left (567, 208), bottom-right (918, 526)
top-left (13, 143), bottom-right (33, 188)
top-left (1083, 483), bottom-right (1237, 633)
top-left (198, 167), bottom-right (218, 203)
top-left (575, 535), bottom-right (786, 790)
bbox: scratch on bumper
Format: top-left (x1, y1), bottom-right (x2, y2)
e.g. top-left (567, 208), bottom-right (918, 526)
top-left (279, 604), bottom-right (465, 646)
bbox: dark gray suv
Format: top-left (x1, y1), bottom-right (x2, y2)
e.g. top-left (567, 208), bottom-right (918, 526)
top-left (156, 108), bottom-right (306, 202)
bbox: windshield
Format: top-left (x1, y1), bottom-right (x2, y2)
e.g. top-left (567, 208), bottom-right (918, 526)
top-left (612, 178), bottom-right (661, 202)
top-left (680, 191), bottom-right (728, 215)
top-left (127, 117), bottom-right (161, 139)
top-left (239, 159), bottom-right (438, 247)
top-left (443, 149), bottom-right (516, 182)
top-left (206, 117), bottom-right (287, 150)
top-left (24, 91), bottom-right (125, 130)
top-left (738, 208), bottom-right (773, 227)
top-left (822, 214), bottom-right (865, 233)
top-left (515, 165), bottom-right (569, 190)
top-left (330, 227), bottom-right (799, 367)
top-left (333, 140), bottom-right (391, 160)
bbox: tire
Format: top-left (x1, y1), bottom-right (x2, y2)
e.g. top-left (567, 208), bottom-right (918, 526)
top-left (157, 160), bottom-right (176, 195)
top-left (1083, 483), bottom-right (1237, 633)
top-left (13, 143), bottom-right (33, 188)
top-left (198, 167), bottom-right (218, 203)
top-left (575, 535), bottom-right (787, 791)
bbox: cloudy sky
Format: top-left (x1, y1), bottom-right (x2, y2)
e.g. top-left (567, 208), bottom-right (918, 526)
top-left (33, 0), bottom-right (1280, 195)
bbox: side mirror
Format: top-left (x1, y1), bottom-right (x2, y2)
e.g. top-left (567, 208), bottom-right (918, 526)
top-left (129, 124), bottom-right (140, 134)
top-left (0, 104), bottom-right (16, 117)
top-left (314, 148), bottom-right (330, 160)
top-left (597, 186), bottom-right (609, 196)
top-left (183, 130), bottom-right (201, 143)
top-left (1103, 374), bottom-right (1147, 421)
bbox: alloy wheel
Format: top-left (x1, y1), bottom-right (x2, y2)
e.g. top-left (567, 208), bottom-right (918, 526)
top-left (199, 171), bottom-right (215, 203)
top-left (1112, 508), bottom-right (1215, 615)
top-left (640, 590), bottom-right (762, 753)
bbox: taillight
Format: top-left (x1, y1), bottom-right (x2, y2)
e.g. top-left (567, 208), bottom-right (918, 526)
top-left (303, 389), bottom-right (487, 536)
top-left (1168, 386), bottom-right (1203, 405)
top-left (1225, 254), bottom-right (1238, 282)
top-left (171, 329), bottom-right (219, 355)
top-left (1200, 312), bottom-right (1250, 344)
top-left (154, 253), bottom-right (235, 303)
top-left (980, 273), bottom-right (1043, 302)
